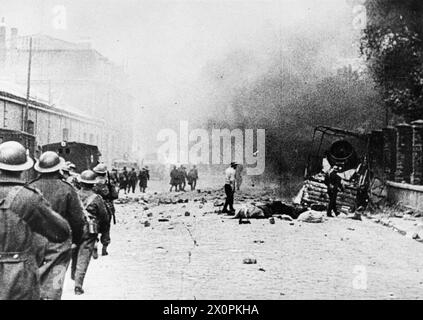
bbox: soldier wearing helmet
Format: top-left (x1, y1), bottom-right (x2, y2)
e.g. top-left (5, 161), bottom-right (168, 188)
top-left (138, 166), bottom-right (150, 193)
top-left (92, 163), bottom-right (118, 257)
top-left (29, 151), bottom-right (86, 300)
top-left (70, 170), bottom-right (108, 295)
top-left (62, 161), bottom-right (80, 189)
top-left (0, 141), bottom-right (70, 300)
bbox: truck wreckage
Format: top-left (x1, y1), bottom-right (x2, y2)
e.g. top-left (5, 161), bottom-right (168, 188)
top-left (235, 126), bottom-right (381, 221)
top-left (297, 126), bottom-right (372, 215)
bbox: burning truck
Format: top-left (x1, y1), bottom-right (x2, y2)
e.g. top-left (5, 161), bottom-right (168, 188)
top-left (296, 126), bottom-right (374, 215)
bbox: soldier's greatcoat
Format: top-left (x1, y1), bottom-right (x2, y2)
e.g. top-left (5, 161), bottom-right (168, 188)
top-left (71, 189), bottom-right (108, 289)
top-left (93, 177), bottom-right (117, 247)
top-left (0, 176), bottom-right (70, 300)
top-left (29, 173), bottom-right (85, 300)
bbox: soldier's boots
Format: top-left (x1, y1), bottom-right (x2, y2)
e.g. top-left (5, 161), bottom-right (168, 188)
top-left (92, 246), bottom-right (98, 260)
top-left (102, 246), bottom-right (108, 256)
top-left (74, 287), bottom-right (84, 295)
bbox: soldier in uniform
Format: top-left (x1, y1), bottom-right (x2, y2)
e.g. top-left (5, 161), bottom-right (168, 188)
top-left (169, 165), bottom-right (179, 192)
top-left (187, 165), bottom-right (198, 191)
top-left (118, 167), bottom-right (128, 195)
top-left (110, 168), bottom-right (118, 184)
top-left (71, 170), bottom-right (108, 295)
top-left (128, 168), bottom-right (138, 193)
top-left (138, 166), bottom-right (150, 193)
top-left (64, 162), bottom-right (80, 189)
top-left (0, 141), bottom-right (70, 300)
top-left (178, 165), bottom-right (187, 192)
top-left (29, 152), bottom-right (86, 300)
top-left (93, 163), bottom-right (118, 256)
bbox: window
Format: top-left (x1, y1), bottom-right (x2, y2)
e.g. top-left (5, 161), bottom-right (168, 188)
top-left (27, 120), bottom-right (34, 135)
top-left (63, 128), bottom-right (69, 141)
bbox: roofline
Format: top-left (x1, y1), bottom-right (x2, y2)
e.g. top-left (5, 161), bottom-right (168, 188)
top-left (44, 141), bottom-right (100, 148)
top-left (15, 34), bottom-right (116, 67)
top-left (0, 90), bottom-right (103, 126)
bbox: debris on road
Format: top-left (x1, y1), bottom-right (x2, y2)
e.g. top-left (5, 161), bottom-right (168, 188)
top-left (278, 215), bottom-right (293, 221)
top-left (243, 258), bottom-right (257, 264)
top-left (297, 210), bottom-right (325, 223)
top-left (239, 218), bottom-right (251, 225)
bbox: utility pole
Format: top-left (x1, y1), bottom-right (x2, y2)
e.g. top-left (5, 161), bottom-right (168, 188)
top-left (23, 37), bottom-right (32, 132)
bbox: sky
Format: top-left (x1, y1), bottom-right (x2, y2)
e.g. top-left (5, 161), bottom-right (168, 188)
top-left (1, 0), bottom-right (355, 101)
top-left (1, 0), bottom-right (360, 155)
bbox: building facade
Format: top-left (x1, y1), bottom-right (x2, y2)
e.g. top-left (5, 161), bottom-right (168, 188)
top-left (0, 83), bottom-right (119, 165)
top-left (0, 27), bottom-right (135, 164)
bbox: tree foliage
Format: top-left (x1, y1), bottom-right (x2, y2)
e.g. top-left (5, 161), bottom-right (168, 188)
top-left (361, 0), bottom-right (423, 121)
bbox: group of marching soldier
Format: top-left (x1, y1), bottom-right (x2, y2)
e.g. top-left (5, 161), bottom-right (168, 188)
top-left (169, 165), bottom-right (198, 192)
top-left (0, 141), bottom-right (118, 300)
top-left (117, 166), bottom-right (150, 194)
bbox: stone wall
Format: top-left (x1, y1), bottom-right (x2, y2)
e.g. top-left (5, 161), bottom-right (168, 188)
top-left (375, 120), bottom-right (423, 210)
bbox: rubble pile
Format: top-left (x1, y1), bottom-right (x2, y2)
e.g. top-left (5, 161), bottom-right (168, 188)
top-left (297, 210), bottom-right (325, 223)
top-left (302, 173), bottom-right (358, 214)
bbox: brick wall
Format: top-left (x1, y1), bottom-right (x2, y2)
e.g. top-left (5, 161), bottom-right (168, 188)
top-left (375, 121), bottom-right (423, 185)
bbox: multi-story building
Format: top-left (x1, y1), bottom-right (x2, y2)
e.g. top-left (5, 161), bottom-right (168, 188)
top-left (0, 26), bottom-right (135, 165)
top-left (0, 81), bottom-right (115, 162)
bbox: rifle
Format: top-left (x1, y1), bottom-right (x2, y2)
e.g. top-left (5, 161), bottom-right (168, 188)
top-left (106, 171), bottom-right (117, 225)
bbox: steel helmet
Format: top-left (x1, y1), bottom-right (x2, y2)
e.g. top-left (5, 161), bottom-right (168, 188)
top-left (34, 151), bottom-right (65, 173)
top-left (93, 163), bottom-right (108, 174)
top-left (79, 170), bottom-right (98, 184)
top-left (0, 141), bottom-right (34, 171)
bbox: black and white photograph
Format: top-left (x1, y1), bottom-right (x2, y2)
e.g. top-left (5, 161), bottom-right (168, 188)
top-left (0, 0), bottom-right (423, 305)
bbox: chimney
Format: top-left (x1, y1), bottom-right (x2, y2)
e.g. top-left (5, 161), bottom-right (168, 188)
top-left (10, 27), bottom-right (18, 50)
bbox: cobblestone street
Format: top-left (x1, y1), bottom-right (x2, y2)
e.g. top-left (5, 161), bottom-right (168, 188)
top-left (61, 182), bottom-right (423, 300)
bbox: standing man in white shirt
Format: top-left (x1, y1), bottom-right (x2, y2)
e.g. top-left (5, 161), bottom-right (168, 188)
top-left (222, 162), bottom-right (237, 214)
